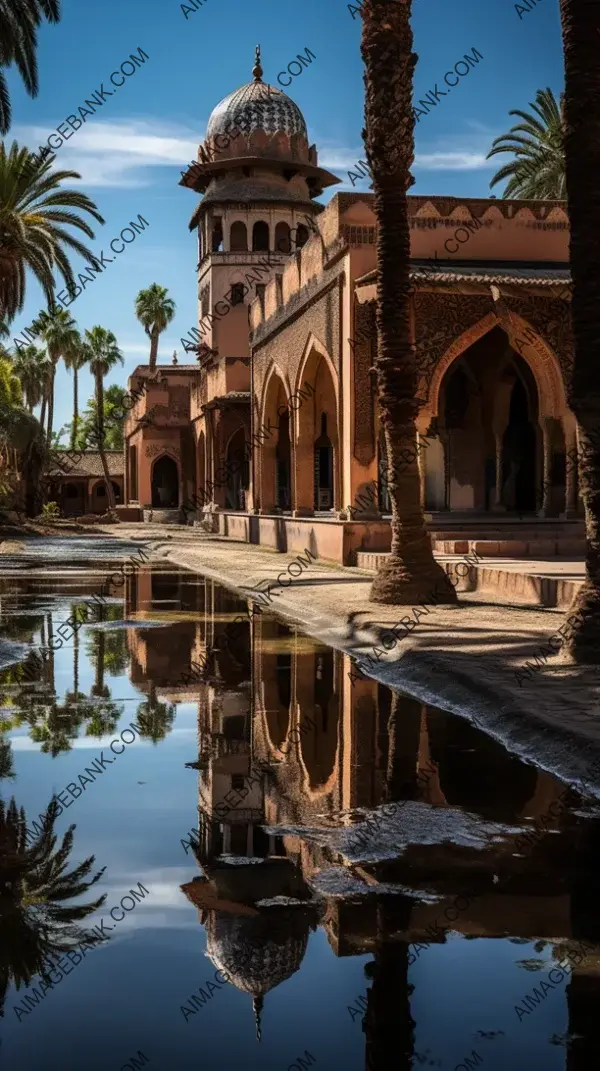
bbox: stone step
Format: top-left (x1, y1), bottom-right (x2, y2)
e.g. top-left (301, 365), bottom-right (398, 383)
top-left (431, 538), bottom-right (585, 557)
top-left (355, 552), bottom-right (584, 609)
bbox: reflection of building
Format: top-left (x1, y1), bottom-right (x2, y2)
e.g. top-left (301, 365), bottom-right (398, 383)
top-left (121, 562), bottom-right (600, 1063)
top-left (186, 584), bottom-right (600, 1065)
top-left (48, 451), bottom-right (123, 515)
top-left (121, 51), bottom-right (582, 564)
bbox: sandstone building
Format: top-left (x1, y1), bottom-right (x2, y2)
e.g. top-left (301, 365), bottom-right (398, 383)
top-left (122, 53), bottom-right (579, 564)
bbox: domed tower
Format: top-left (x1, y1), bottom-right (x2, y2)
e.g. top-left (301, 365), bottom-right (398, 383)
top-left (179, 47), bottom-right (339, 514)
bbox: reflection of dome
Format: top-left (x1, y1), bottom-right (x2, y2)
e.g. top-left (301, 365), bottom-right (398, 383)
top-left (206, 909), bottom-right (309, 998)
top-left (206, 81), bottom-right (308, 143)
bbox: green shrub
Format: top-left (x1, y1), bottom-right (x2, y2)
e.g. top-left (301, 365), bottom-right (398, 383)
top-left (41, 501), bottom-right (61, 519)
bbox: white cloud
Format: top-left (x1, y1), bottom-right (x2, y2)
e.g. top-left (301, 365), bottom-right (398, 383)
top-left (415, 152), bottom-right (493, 170)
top-left (12, 119), bottom-right (202, 188)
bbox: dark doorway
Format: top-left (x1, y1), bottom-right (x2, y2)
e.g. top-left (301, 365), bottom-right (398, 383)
top-left (314, 413), bottom-right (333, 510)
top-left (276, 411), bottom-right (291, 510)
top-left (502, 377), bottom-right (537, 512)
top-left (152, 455), bottom-right (179, 508)
top-left (225, 427), bottom-right (249, 510)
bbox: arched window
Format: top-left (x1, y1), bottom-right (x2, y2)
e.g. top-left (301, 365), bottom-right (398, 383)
top-left (252, 220), bottom-right (269, 252)
top-left (230, 221), bottom-right (248, 252)
top-left (296, 224), bottom-right (309, 249)
top-left (211, 216), bottom-right (223, 252)
top-left (275, 221), bottom-right (291, 255)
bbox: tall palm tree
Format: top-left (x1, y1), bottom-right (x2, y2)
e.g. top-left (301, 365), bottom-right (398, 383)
top-left (0, 141), bottom-right (104, 322)
top-left (63, 330), bottom-right (87, 450)
top-left (135, 284), bottom-right (176, 372)
top-left (487, 88), bottom-right (565, 200)
top-left (82, 326), bottom-right (124, 511)
top-left (12, 343), bottom-right (47, 412)
top-left (0, 0), bottom-right (60, 135)
top-left (0, 794), bottom-right (105, 1016)
top-left (361, 0), bottom-right (456, 605)
top-left (33, 307), bottom-right (79, 445)
top-left (558, 0), bottom-right (600, 663)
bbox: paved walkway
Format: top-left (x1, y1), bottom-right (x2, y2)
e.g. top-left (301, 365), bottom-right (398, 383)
top-left (98, 523), bottom-right (600, 795)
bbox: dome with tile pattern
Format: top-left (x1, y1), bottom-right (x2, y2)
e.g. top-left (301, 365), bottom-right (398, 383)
top-left (206, 47), bottom-right (308, 144)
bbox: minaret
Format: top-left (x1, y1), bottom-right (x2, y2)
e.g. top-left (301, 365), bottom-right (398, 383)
top-left (179, 51), bottom-right (339, 513)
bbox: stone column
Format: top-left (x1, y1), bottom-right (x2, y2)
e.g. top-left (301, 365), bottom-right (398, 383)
top-left (537, 419), bottom-right (552, 517)
top-left (292, 440), bottom-right (314, 516)
top-left (491, 430), bottom-right (506, 511)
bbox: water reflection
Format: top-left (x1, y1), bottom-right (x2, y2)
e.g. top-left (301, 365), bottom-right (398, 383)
top-left (0, 794), bottom-right (105, 1017)
top-left (2, 560), bottom-right (600, 1068)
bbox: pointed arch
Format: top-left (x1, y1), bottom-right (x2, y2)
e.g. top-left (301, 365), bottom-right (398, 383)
top-left (426, 311), bottom-right (567, 420)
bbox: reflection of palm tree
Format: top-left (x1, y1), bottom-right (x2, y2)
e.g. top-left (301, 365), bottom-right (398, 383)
top-left (0, 796), bottom-right (106, 1016)
top-left (135, 683), bottom-right (175, 744)
top-left (0, 737), bottom-right (14, 779)
top-left (85, 699), bottom-right (123, 739)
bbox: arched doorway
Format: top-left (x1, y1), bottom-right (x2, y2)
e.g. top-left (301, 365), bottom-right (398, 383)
top-left (293, 345), bottom-right (338, 515)
top-left (436, 327), bottom-right (542, 514)
top-left (225, 426), bottom-right (249, 509)
top-left (151, 455), bottom-right (179, 508)
top-left (276, 411), bottom-right (291, 510)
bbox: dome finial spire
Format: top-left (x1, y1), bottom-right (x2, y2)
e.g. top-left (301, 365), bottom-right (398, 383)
top-left (252, 44), bottom-right (263, 82)
top-left (253, 995), bottom-right (263, 1041)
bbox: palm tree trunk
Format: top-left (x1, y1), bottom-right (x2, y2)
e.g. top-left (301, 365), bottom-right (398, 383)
top-left (95, 370), bottom-right (116, 512)
top-left (40, 390), bottom-right (47, 436)
top-left (149, 328), bottom-right (159, 372)
top-left (559, 0), bottom-right (600, 662)
top-left (362, 0), bottom-right (456, 605)
top-left (94, 630), bottom-right (105, 696)
top-left (73, 609), bottom-right (79, 696)
top-left (46, 363), bottom-right (56, 447)
top-left (71, 363), bottom-right (79, 451)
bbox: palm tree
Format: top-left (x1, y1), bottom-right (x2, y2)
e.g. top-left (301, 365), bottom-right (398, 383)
top-left (0, 399), bottom-right (46, 515)
top-left (0, 794), bottom-right (105, 1016)
top-left (0, 0), bottom-right (60, 135)
top-left (81, 326), bottom-right (124, 511)
top-left (361, 0), bottom-right (456, 605)
top-left (487, 88), bottom-right (565, 199)
top-left (33, 307), bottom-right (79, 445)
top-left (558, 1), bottom-right (600, 662)
top-left (0, 141), bottom-right (104, 322)
top-left (135, 284), bottom-right (176, 372)
top-left (63, 330), bottom-right (87, 450)
top-left (12, 343), bottom-right (48, 412)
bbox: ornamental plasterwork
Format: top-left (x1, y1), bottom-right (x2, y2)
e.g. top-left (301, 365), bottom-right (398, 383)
top-left (414, 293), bottom-right (491, 393)
top-left (144, 444), bottom-right (181, 460)
top-left (505, 295), bottom-right (573, 389)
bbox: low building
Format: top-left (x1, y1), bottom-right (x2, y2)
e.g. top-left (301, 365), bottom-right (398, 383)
top-left (48, 451), bottom-right (124, 515)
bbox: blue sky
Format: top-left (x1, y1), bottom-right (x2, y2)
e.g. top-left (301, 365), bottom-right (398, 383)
top-left (5, 0), bottom-right (563, 436)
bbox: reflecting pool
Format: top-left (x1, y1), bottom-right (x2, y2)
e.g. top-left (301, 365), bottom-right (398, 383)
top-left (1, 540), bottom-right (599, 1071)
